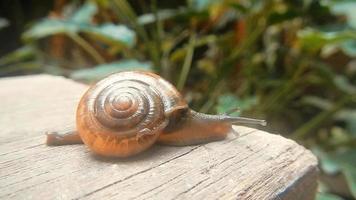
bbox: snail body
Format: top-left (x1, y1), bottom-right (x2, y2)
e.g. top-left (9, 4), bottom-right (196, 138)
top-left (47, 71), bottom-right (266, 157)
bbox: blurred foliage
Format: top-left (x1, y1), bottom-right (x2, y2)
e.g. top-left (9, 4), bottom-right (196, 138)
top-left (1, 0), bottom-right (356, 198)
top-left (70, 59), bottom-right (151, 81)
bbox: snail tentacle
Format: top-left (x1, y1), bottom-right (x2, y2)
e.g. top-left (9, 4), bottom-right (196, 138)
top-left (158, 109), bottom-right (266, 146)
top-left (189, 110), bottom-right (267, 126)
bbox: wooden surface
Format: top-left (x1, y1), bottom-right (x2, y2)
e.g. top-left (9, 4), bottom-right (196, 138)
top-left (0, 75), bottom-right (318, 200)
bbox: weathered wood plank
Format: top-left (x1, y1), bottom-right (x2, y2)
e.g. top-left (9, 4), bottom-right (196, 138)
top-left (0, 75), bottom-right (318, 200)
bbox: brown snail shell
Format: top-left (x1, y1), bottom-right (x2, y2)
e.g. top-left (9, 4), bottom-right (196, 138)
top-left (77, 71), bottom-right (187, 157)
top-left (76, 71), bottom-right (266, 157)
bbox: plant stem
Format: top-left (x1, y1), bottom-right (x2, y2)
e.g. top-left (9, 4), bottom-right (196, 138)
top-left (197, 0), bottom-right (274, 112)
top-left (292, 95), bottom-right (352, 140)
top-left (151, 0), bottom-right (163, 71)
top-left (112, 0), bottom-right (161, 71)
top-left (161, 30), bottom-right (189, 81)
top-left (177, 34), bottom-right (196, 90)
top-left (199, 81), bottom-right (224, 113)
top-left (113, 0), bottom-right (148, 41)
top-left (69, 33), bottom-right (105, 64)
top-left (261, 60), bottom-right (309, 112)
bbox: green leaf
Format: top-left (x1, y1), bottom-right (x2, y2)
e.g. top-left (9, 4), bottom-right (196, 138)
top-left (343, 164), bottom-right (356, 198)
top-left (0, 17), bottom-right (9, 29)
top-left (330, 1), bottom-right (356, 29)
top-left (301, 96), bottom-right (332, 110)
top-left (341, 40), bottom-right (356, 56)
top-left (336, 151), bottom-right (356, 198)
top-left (316, 192), bottom-right (344, 200)
top-left (0, 61), bottom-right (41, 76)
top-left (70, 59), bottom-right (152, 82)
top-left (334, 109), bottom-right (356, 136)
top-left (137, 9), bottom-right (180, 25)
top-left (71, 2), bottom-right (98, 23)
top-left (334, 150), bottom-right (356, 170)
top-left (23, 19), bottom-right (80, 40)
top-left (229, 2), bottom-right (248, 13)
top-left (333, 75), bottom-right (356, 94)
top-left (312, 148), bottom-right (341, 174)
top-left (0, 46), bottom-right (36, 66)
top-left (23, 19), bottom-right (136, 47)
top-left (85, 23), bottom-right (136, 47)
top-left (188, 0), bottom-right (218, 11)
top-left (216, 94), bottom-right (257, 116)
top-left (315, 148), bottom-right (356, 198)
top-left (330, 127), bottom-right (351, 145)
top-left (297, 29), bottom-right (356, 53)
top-left (345, 114), bottom-right (356, 137)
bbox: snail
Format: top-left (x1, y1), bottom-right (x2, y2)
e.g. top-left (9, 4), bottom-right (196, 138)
top-left (46, 71), bottom-right (266, 157)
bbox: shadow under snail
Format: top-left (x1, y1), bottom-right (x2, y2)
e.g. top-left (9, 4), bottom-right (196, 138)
top-left (46, 71), bottom-right (266, 157)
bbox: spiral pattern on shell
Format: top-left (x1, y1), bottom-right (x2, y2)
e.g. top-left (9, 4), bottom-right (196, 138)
top-left (76, 71), bottom-right (187, 157)
top-left (93, 78), bottom-right (166, 136)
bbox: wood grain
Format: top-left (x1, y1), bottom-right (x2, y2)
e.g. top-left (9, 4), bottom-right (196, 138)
top-left (0, 75), bottom-right (318, 200)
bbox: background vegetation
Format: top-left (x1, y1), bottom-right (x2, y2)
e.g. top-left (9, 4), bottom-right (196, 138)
top-left (1, 0), bottom-right (356, 199)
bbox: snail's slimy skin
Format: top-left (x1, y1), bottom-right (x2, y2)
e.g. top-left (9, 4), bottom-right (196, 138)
top-left (46, 71), bottom-right (266, 158)
top-left (158, 110), bottom-right (232, 146)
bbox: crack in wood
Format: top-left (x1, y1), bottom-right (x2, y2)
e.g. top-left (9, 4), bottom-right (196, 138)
top-left (76, 146), bottom-right (202, 199)
top-left (129, 172), bottom-right (186, 199)
top-left (238, 148), bottom-right (309, 199)
top-left (172, 177), bottom-right (210, 200)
